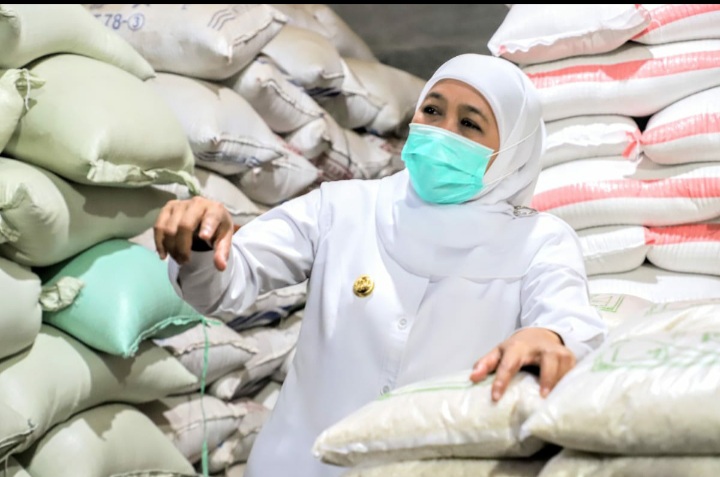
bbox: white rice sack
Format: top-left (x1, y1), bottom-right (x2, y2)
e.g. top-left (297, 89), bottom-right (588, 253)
top-left (16, 404), bottom-right (196, 477)
top-left (261, 25), bottom-right (344, 96)
top-left (154, 320), bottom-right (257, 387)
top-left (589, 264), bottom-right (720, 305)
top-left (1, 4), bottom-right (154, 79)
top-left (634, 4), bottom-right (720, 45)
top-left (226, 464), bottom-right (246, 477)
top-left (315, 127), bottom-right (394, 181)
top-left (226, 56), bottom-right (324, 134)
top-left (0, 325), bottom-right (198, 453)
top-left (0, 403), bottom-right (34, 463)
top-left (4, 54), bottom-right (197, 192)
top-left (488, 4), bottom-right (650, 65)
top-left (542, 115), bottom-right (641, 169)
top-left (646, 219), bottom-right (720, 276)
top-left (2, 458), bottom-right (31, 477)
top-left (285, 114), bottom-right (342, 160)
top-left (523, 40), bottom-right (720, 121)
top-left (521, 329), bottom-right (720, 455)
top-left (363, 134), bottom-right (407, 179)
top-left (151, 73), bottom-right (288, 176)
top-left (272, 345), bottom-right (296, 383)
top-left (605, 297), bottom-right (720, 341)
top-left (210, 313), bottom-right (302, 401)
top-left (220, 282), bottom-right (308, 330)
top-left (578, 225), bottom-right (649, 276)
top-left (314, 58), bottom-right (384, 131)
top-left (253, 380), bottom-right (282, 411)
top-left (0, 158), bottom-right (178, 267)
top-left (641, 86), bottom-right (720, 165)
top-left (288, 114), bottom-right (394, 181)
top-left (313, 371), bottom-right (545, 468)
top-left (208, 399), bottom-right (272, 473)
top-left (539, 449), bottom-right (720, 477)
top-left (270, 4), bottom-right (376, 61)
top-left (0, 257), bottom-right (41, 361)
top-left (320, 57), bottom-right (425, 137)
top-left (589, 293), bottom-right (654, 331)
top-left (85, 4), bottom-right (286, 81)
top-left (0, 69), bottom-right (43, 153)
top-left (139, 394), bottom-right (241, 464)
top-left (342, 459), bottom-right (547, 477)
top-left (234, 151), bottom-right (320, 207)
top-left (242, 283), bottom-right (307, 321)
top-left (531, 156), bottom-right (720, 230)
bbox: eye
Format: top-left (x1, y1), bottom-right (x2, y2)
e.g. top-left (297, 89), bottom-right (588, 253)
top-left (422, 105), bottom-right (440, 116)
top-left (461, 118), bottom-right (481, 131)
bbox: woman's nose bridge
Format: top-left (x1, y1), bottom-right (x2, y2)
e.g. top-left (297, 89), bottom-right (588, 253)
top-left (438, 110), bottom-right (460, 134)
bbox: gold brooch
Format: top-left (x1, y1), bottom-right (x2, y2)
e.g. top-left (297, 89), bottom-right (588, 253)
top-left (353, 275), bottom-right (375, 298)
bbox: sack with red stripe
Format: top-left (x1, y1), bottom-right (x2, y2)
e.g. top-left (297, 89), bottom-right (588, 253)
top-left (542, 115), bottom-right (641, 170)
top-left (531, 156), bottom-right (720, 230)
top-left (588, 264), bottom-right (720, 303)
top-left (646, 219), bottom-right (720, 276)
top-left (642, 85), bottom-right (720, 166)
top-left (578, 225), bottom-right (649, 276)
top-left (523, 40), bottom-right (720, 121)
top-left (488, 4), bottom-right (650, 65)
top-left (633, 4), bottom-right (720, 45)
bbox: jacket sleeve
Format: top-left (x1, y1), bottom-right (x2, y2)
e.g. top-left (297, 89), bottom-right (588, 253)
top-left (167, 187), bottom-right (324, 322)
top-left (519, 217), bottom-right (608, 361)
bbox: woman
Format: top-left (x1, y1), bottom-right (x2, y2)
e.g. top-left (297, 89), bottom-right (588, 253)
top-left (155, 54), bottom-right (607, 477)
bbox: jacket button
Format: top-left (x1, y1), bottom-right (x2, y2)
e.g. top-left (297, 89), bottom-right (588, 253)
top-left (353, 275), bottom-right (375, 298)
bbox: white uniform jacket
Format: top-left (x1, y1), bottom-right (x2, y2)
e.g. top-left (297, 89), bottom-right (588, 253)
top-left (169, 173), bottom-right (608, 477)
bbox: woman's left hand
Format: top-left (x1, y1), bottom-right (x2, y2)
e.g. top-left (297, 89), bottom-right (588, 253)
top-left (469, 328), bottom-right (576, 402)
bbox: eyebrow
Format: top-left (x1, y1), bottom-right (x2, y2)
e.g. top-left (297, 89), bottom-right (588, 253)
top-left (425, 92), bottom-right (491, 125)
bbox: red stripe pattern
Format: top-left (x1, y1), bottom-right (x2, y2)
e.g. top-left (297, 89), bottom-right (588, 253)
top-left (635, 4), bottom-right (720, 36)
top-left (642, 113), bottom-right (720, 146)
top-left (527, 51), bottom-right (720, 89)
top-left (531, 178), bottom-right (720, 211)
top-left (646, 223), bottom-right (720, 245)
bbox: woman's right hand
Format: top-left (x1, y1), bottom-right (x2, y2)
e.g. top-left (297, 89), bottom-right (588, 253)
top-left (153, 196), bottom-right (235, 271)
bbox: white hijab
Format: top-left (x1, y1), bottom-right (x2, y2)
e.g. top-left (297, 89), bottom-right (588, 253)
top-left (376, 54), bottom-right (548, 279)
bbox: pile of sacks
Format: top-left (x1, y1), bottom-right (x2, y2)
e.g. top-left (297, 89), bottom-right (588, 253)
top-left (84, 3), bottom-right (417, 211)
top-left (491, 4), bottom-right (720, 303)
top-left (0, 4), bottom-right (207, 476)
top-left (1, 4), bottom-right (428, 477)
top-left (312, 293), bottom-right (720, 476)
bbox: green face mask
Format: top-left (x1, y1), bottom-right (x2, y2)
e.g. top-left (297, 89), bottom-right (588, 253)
top-left (401, 123), bottom-right (493, 205)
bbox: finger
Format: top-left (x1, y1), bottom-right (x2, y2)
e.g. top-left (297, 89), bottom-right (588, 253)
top-left (175, 199), bottom-right (209, 264)
top-left (492, 350), bottom-right (525, 402)
top-left (162, 201), bottom-right (189, 264)
top-left (153, 203), bottom-right (175, 259)
top-left (212, 221), bottom-right (234, 272)
top-left (539, 352), bottom-right (560, 398)
top-left (470, 347), bottom-right (502, 383)
top-left (198, 207), bottom-right (222, 242)
top-left (556, 349), bottom-right (577, 385)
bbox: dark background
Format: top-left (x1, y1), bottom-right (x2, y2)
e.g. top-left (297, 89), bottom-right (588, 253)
top-left (327, 4), bottom-right (510, 80)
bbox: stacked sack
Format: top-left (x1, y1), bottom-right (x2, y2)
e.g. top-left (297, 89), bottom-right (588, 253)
top-left (489, 4), bottom-right (720, 303)
top-left (522, 293), bottom-right (720, 475)
top-left (313, 291), bottom-right (720, 476)
top-left (0, 4), bottom-right (212, 476)
top-left (82, 4), bottom-right (426, 476)
top-left (84, 4), bottom-right (416, 211)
